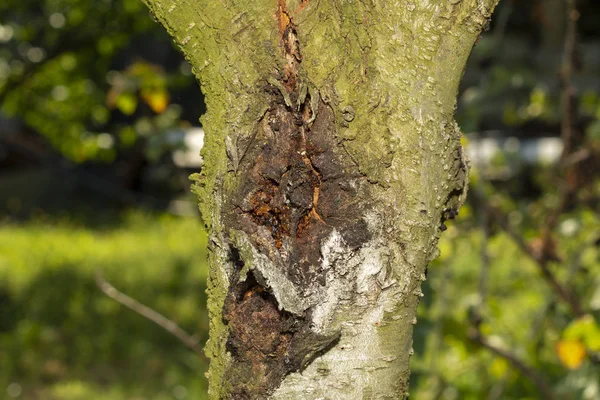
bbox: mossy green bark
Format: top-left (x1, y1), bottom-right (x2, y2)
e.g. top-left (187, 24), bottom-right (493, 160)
top-left (142, 0), bottom-right (498, 398)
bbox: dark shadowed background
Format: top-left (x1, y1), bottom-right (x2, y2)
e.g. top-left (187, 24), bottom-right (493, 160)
top-left (0, 0), bottom-right (599, 399)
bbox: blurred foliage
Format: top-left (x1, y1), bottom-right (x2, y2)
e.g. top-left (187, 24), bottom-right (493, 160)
top-left (410, 2), bottom-right (600, 398)
top-left (457, 0), bottom-right (600, 135)
top-left (0, 212), bottom-right (209, 400)
top-left (410, 193), bottom-right (600, 399)
top-left (0, 0), bottom-right (202, 163)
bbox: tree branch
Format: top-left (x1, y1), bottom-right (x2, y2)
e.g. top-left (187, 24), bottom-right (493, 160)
top-left (559, 0), bottom-right (579, 161)
top-left (477, 189), bottom-right (585, 317)
top-left (468, 328), bottom-right (555, 400)
top-left (95, 271), bottom-right (203, 355)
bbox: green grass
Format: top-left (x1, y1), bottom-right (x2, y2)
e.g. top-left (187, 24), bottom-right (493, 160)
top-left (0, 206), bottom-right (597, 399)
top-left (0, 211), bottom-right (209, 400)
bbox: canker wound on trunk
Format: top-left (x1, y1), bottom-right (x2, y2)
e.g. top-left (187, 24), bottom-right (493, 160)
top-left (220, 3), bottom-right (372, 397)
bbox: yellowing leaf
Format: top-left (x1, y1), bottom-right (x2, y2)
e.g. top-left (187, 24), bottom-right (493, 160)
top-left (141, 88), bottom-right (169, 114)
top-left (556, 339), bottom-right (586, 370)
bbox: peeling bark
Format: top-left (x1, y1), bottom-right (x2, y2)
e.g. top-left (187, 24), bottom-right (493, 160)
top-left (141, 0), bottom-right (499, 398)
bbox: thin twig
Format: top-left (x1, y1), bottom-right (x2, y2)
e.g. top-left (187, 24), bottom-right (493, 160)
top-left (492, 0), bottom-right (514, 45)
top-left (96, 271), bottom-right (203, 355)
top-left (429, 257), bottom-right (454, 397)
top-left (475, 177), bottom-right (491, 321)
top-left (473, 184), bottom-right (509, 400)
top-left (559, 0), bottom-right (579, 161)
top-left (531, 0), bottom-right (585, 317)
top-left (474, 187), bottom-right (584, 317)
top-left (469, 329), bottom-right (555, 400)
top-left (542, 0), bottom-right (581, 243)
top-left (470, 133), bottom-right (491, 320)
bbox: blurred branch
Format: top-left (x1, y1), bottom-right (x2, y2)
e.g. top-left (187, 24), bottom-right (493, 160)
top-left (534, 0), bottom-right (580, 256)
top-left (428, 258), bottom-right (454, 398)
top-left (559, 0), bottom-right (579, 160)
top-left (468, 328), bottom-right (555, 400)
top-left (474, 169), bottom-right (491, 321)
top-left (567, 235), bottom-right (600, 284)
top-left (543, 0), bottom-right (581, 236)
top-left (492, 0), bottom-right (513, 44)
top-left (476, 187), bottom-right (585, 317)
top-left (96, 271), bottom-right (203, 356)
top-left (525, 0), bottom-right (586, 318)
top-left (472, 186), bottom-right (510, 400)
top-left (470, 187), bottom-right (566, 397)
top-left (478, 210), bottom-right (490, 312)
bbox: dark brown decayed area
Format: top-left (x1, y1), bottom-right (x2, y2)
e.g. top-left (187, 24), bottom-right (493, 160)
top-left (220, 89), bottom-right (371, 398)
top-left (219, 4), bottom-right (372, 397)
top-left (222, 263), bottom-right (340, 399)
top-left (233, 95), bottom-right (371, 283)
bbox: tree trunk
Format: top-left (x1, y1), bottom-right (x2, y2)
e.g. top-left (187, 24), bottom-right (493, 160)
top-left (142, 0), bottom-right (498, 398)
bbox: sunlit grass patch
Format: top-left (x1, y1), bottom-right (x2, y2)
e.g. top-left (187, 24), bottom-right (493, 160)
top-left (0, 211), bottom-right (209, 400)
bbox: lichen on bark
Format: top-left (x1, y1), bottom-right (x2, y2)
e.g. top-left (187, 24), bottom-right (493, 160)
top-left (141, 0), bottom-right (499, 398)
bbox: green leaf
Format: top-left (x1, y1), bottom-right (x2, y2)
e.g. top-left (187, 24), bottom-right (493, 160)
top-left (115, 92), bottom-right (137, 116)
top-left (564, 315), bottom-right (600, 351)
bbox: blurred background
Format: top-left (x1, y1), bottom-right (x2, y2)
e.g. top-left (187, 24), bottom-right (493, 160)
top-left (0, 0), bottom-right (599, 399)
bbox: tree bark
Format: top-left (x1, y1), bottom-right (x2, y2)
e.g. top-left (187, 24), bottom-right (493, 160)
top-left (141, 0), bottom-right (498, 398)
